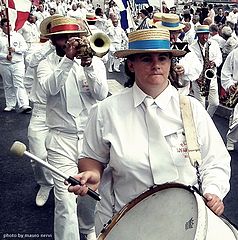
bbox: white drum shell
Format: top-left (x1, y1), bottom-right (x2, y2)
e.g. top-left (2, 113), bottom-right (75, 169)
top-left (98, 185), bottom-right (238, 240)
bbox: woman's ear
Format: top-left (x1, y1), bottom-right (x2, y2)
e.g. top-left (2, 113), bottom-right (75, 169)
top-left (127, 60), bottom-right (135, 72)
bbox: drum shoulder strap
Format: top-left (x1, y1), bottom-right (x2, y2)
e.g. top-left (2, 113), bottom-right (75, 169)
top-left (179, 95), bottom-right (202, 167)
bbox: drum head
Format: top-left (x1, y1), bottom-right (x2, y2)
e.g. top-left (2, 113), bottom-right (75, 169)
top-left (98, 184), bottom-right (199, 240)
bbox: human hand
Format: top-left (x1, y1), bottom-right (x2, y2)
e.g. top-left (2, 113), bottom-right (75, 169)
top-left (8, 47), bottom-right (15, 53)
top-left (228, 84), bottom-right (237, 94)
top-left (209, 61), bottom-right (216, 69)
top-left (65, 37), bottom-right (81, 60)
top-left (7, 54), bottom-right (12, 61)
top-left (66, 171), bottom-right (99, 196)
top-left (204, 193), bottom-right (224, 216)
top-left (174, 64), bottom-right (185, 76)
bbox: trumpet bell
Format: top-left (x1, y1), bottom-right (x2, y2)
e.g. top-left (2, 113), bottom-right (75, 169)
top-left (89, 32), bottom-right (111, 58)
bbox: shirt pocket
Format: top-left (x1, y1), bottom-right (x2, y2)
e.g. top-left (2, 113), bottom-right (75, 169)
top-left (166, 128), bottom-right (190, 167)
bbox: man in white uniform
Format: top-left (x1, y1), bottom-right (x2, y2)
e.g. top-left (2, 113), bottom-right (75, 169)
top-left (221, 47), bottom-right (238, 151)
top-left (156, 13), bottom-right (202, 96)
top-left (106, 15), bottom-right (128, 73)
top-left (27, 36), bottom-right (55, 207)
top-left (190, 25), bottom-right (222, 118)
top-left (18, 13), bottom-right (40, 93)
top-left (38, 16), bottom-right (108, 240)
top-left (0, 18), bottom-right (31, 113)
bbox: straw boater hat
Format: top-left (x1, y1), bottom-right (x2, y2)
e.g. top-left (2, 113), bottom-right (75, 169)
top-left (114, 28), bottom-right (187, 58)
top-left (86, 12), bottom-right (98, 22)
top-left (155, 13), bottom-right (185, 30)
top-left (196, 25), bottom-right (210, 34)
top-left (149, 12), bottom-right (163, 27)
top-left (40, 16), bottom-right (87, 37)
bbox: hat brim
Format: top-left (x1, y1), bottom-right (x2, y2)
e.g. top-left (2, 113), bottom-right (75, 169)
top-left (86, 19), bottom-right (97, 21)
top-left (114, 49), bottom-right (187, 58)
top-left (155, 22), bottom-right (185, 30)
top-left (45, 30), bottom-right (87, 37)
top-left (196, 31), bottom-right (209, 34)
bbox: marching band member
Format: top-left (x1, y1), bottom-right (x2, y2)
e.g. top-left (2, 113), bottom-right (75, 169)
top-left (27, 16), bottom-right (62, 208)
top-left (221, 47), bottom-right (238, 151)
top-left (67, 28), bottom-right (230, 236)
top-left (190, 25), bottom-right (222, 118)
top-left (38, 17), bottom-right (108, 240)
top-left (18, 13), bottom-right (40, 93)
top-left (0, 18), bottom-right (31, 113)
top-left (106, 15), bottom-right (128, 73)
top-left (156, 13), bottom-right (202, 96)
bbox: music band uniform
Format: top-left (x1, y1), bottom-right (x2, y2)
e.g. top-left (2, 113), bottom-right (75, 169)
top-left (81, 81), bottom-right (230, 233)
top-left (221, 47), bottom-right (238, 150)
top-left (190, 35), bottom-right (222, 117)
top-left (0, 20), bottom-right (31, 111)
top-left (65, 27), bottom-right (231, 238)
top-left (27, 41), bottom-right (55, 206)
top-left (38, 50), bottom-right (108, 239)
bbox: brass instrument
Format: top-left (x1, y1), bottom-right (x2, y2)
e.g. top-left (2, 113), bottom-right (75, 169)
top-left (75, 19), bottom-right (111, 59)
top-left (223, 84), bottom-right (238, 108)
top-left (170, 42), bottom-right (190, 88)
top-left (197, 41), bottom-right (215, 97)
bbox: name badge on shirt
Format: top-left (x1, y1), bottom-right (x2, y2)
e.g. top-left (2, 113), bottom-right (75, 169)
top-left (81, 80), bottom-right (90, 93)
top-left (166, 129), bottom-right (189, 167)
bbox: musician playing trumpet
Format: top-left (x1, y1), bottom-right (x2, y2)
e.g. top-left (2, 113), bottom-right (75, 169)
top-left (37, 16), bottom-right (108, 240)
top-left (190, 25), bottom-right (222, 118)
top-left (221, 47), bottom-right (238, 151)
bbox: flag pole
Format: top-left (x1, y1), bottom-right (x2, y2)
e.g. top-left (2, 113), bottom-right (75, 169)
top-left (5, 0), bottom-right (11, 55)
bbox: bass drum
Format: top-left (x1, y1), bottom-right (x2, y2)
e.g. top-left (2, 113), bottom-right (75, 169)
top-left (97, 183), bottom-right (238, 240)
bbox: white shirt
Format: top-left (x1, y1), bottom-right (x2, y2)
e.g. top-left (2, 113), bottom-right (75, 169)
top-left (38, 52), bottom-right (108, 134)
top-left (208, 9), bottom-right (215, 23)
top-left (0, 31), bottom-right (28, 64)
top-left (227, 11), bottom-right (238, 25)
top-left (18, 21), bottom-right (40, 50)
top-left (28, 41), bottom-right (55, 104)
top-left (209, 34), bottom-right (226, 49)
top-left (81, 83), bottom-right (230, 221)
top-left (222, 36), bottom-right (238, 59)
top-left (221, 47), bottom-right (238, 90)
top-left (183, 28), bottom-right (196, 45)
top-left (106, 25), bottom-right (128, 50)
top-left (34, 10), bottom-right (50, 30)
top-left (177, 46), bottom-right (203, 95)
top-left (190, 40), bottom-right (222, 68)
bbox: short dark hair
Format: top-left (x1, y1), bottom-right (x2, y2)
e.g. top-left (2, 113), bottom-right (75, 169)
top-left (1, 18), bottom-right (8, 27)
top-left (140, 9), bottom-right (149, 16)
top-left (209, 24), bottom-right (218, 33)
top-left (95, 7), bottom-right (103, 16)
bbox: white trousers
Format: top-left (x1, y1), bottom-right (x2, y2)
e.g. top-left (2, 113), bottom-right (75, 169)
top-left (192, 76), bottom-right (219, 117)
top-left (227, 103), bottom-right (238, 143)
top-left (0, 62), bottom-right (29, 108)
top-left (45, 130), bottom-right (96, 240)
top-left (28, 103), bottom-right (54, 187)
top-left (107, 44), bottom-right (121, 71)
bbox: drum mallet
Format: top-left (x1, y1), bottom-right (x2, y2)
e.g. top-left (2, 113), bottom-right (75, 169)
top-left (10, 141), bottom-right (101, 201)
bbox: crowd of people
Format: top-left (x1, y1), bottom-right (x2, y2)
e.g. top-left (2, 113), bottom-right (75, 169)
top-left (1, 0), bottom-right (238, 239)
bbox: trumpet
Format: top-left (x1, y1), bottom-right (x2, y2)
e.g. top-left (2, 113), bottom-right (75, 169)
top-left (88, 32), bottom-right (111, 58)
top-left (74, 19), bottom-right (111, 59)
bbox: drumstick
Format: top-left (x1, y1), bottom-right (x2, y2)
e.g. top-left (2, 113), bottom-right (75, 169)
top-left (10, 141), bottom-right (101, 201)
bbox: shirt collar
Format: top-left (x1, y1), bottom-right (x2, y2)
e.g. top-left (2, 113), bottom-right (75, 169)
top-left (132, 81), bottom-right (175, 110)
